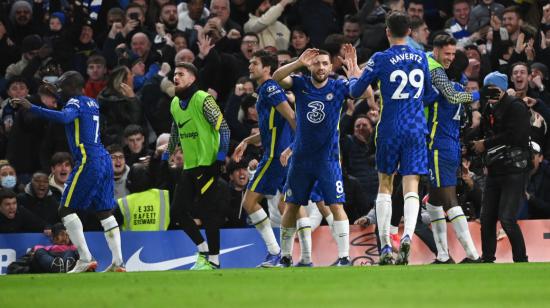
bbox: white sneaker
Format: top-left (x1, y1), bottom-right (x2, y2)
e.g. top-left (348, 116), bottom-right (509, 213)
top-left (102, 263), bottom-right (126, 272)
top-left (67, 259), bottom-right (97, 273)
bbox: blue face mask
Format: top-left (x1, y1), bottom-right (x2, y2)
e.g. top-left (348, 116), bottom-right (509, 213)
top-left (1, 175), bottom-right (17, 189)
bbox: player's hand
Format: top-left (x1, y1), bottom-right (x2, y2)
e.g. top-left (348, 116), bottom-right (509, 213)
top-left (280, 147), bottom-right (292, 167)
top-left (233, 141), bottom-right (248, 162)
top-left (298, 48), bottom-right (319, 68)
top-left (471, 140), bottom-right (486, 154)
top-left (354, 216), bottom-right (371, 227)
top-left (10, 97), bottom-right (32, 109)
top-left (248, 159), bottom-right (259, 171)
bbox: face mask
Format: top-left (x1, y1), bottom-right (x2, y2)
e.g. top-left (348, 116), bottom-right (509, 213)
top-left (1, 175), bottom-right (17, 189)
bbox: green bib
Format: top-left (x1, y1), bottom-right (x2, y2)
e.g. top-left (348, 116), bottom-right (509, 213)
top-left (427, 52), bottom-right (443, 72)
top-left (170, 91), bottom-right (220, 170)
top-left (117, 189), bottom-right (170, 231)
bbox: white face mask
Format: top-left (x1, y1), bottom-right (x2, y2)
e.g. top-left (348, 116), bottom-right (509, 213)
top-left (1, 175), bottom-right (17, 189)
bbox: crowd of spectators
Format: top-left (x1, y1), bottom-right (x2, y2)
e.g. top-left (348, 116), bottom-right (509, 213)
top-left (1, 0), bottom-right (549, 234)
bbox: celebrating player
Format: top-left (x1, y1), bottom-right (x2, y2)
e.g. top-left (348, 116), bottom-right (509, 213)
top-left (272, 48), bottom-right (354, 267)
top-left (233, 50), bottom-right (296, 267)
top-left (425, 37), bottom-right (490, 263)
top-left (348, 12), bottom-right (436, 265)
top-left (12, 71), bottom-right (124, 273)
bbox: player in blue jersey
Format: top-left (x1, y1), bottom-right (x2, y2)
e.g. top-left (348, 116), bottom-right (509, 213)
top-left (347, 12), bottom-right (437, 265)
top-left (272, 48), bottom-right (357, 267)
top-left (424, 38), bottom-right (490, 264)
top-left (13, 71), bottom-right (124, 273)
top-left (233, 50), bottom-right (296, 267)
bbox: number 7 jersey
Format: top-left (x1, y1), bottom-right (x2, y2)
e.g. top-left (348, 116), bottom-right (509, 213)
top-left (350, 44), bottom-right (435, 140)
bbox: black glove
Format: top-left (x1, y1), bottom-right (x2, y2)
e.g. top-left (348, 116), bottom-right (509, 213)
top-left (480, 85), bottom-right (501, 101)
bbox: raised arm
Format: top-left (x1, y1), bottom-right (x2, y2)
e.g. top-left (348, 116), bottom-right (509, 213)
top-left (272, 48), bottom-right (319, 89)
top-left (431, 67), bottom-right (479, 104)
top-left (203, 96), bottom-right (230, 161)
top-left (12, 98), bottom-right (79, 124)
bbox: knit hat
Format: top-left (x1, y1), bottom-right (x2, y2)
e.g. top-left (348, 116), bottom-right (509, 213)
top-left (9, 0), bottom-right (32, 22)
top-left (21, 34), bottom-right (43, 53)
top-left (483, 71), bottom-right (508, 92)
top-left (51, 11), bottom-right (66, 26)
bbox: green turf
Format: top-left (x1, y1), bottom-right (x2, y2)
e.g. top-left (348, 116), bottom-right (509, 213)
top-left (1, 263), bottom-right (549, 307)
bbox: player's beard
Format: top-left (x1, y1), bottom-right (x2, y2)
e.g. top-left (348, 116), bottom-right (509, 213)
top-left (312, 72), bottom-right (328, 83)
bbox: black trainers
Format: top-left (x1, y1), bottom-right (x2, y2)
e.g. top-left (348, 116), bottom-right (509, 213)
top-left (459, 257), bottom-right (482, 264)
top-left (431, 258), bottom-right (455, 264)
top-left (278, 256), bottom-right (293, 268)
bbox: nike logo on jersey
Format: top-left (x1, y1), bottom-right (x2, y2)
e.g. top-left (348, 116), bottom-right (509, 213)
top-left (178, 119), bottom-right (192, 129)
top-left (126, 244), bottom-right (253, 271)
top-left (336, 194), bottom-right (344, 199)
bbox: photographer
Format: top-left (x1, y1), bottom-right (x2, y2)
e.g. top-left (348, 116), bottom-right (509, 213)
top-left (470, 71), bottom-right (530, 263)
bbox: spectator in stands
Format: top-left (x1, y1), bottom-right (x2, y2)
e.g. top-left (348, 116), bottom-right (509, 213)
top-left (408, 16), bottom-right (430, 51)
top-left (406, 0), bottom-right (424, 19)
top-left (221, 159), bottom-right (249, 228)
top-left (1, 76), bottom-right (29, 135)
top-left (83, 54), bottom-right (108, 99)
top-left (48, 152), bottom-right (73, 196)
top-left (445, 0), bottom-right (485, 47)
top-left (288, 26), bottom-right (312, 57)
top-left (341, 115), bottom-right (378, 208)
top-left (244, 0), bottom-right (292, 50)
top-left (0, 162), bottom-right (22, 194)
top-left (468, 0), bottom-right (505, 34)
top-left (5, 34), bottom-right (49, 81)
top-left (526, 141), bottom-right (550, 219)
top-left (107, 144), bottom-right (130, 199)
top-left (123, 124), bottom-right (153, 167)
top-left (501, 6), bottom-right (523, 43)
top-left (97, 65), bottom-right (144, 146)
top-left (158, 2), bottom-right (179, 36)
top-left (177, 0), bottom-right (209, 32)
top-left (7, 0), bottom-right (43, 46)
top-left (225, 91), bottom-right (258, 143)
top-left (209, 0), bottom-right (243, 34)
top-left (276, 50), bottom-right (292, 67)
top-left (528, 62), bottom-right (550, 102)
top-left (17, 172), bottom-right (60, 230)
top-left (0, 19), bottom-right (19, 78)
top-left (0, 188), bottom-right (45, 233)
top-left (342, 15), bottom-right (362, 49)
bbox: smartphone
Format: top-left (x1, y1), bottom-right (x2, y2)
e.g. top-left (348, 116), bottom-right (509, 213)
top-left (129, 12), bottom-right (139, 20)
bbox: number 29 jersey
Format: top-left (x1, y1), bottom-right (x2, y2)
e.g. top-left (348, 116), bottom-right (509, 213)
top-left (290, 75), bottom-right (350, 161)
top-left (352, 45), bottom-right (434, 140)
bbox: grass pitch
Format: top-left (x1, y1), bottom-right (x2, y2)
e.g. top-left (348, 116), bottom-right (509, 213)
top-left (1, 263), bottom-right (549, 307)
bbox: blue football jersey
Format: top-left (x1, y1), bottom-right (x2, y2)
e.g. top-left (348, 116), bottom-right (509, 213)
top-left (30, 95), bottom-right (108, 162)
top-left (256, 79), bottom-right (292, 157)
top-left (290, 76), bottom-right (349, 161)
top-left (350, 44), bottom-right (435, 140)
top-left (427, 82), bottom-right (464, 150)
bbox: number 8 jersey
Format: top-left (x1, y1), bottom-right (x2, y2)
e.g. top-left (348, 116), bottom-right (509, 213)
top-left (350, 44), bottom-right (435, 140)
top-left (290, 75), bottom-right (350, 161)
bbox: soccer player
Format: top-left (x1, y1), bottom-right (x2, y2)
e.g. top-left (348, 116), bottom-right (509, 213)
top-left (424, 37), bottom-right (495, 263)
top-left (12, 71), bottom-right (124, 273)
top-left (167, 62), bottom-right (230, 270)
top-left (347, 12), bottom-right (436, 265)
top-left (272, 48), bottom-right (354, 267)
top-left (233, 50), bottom-right (296, 267)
